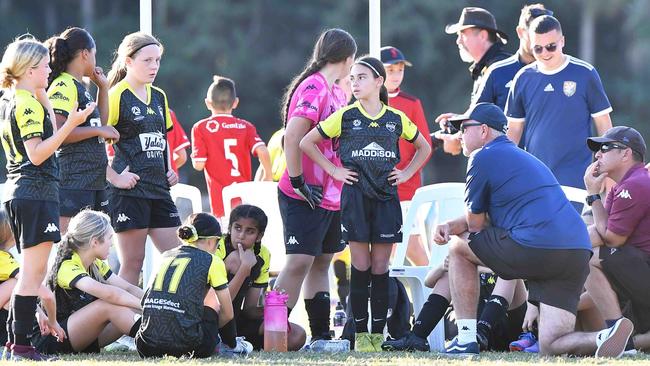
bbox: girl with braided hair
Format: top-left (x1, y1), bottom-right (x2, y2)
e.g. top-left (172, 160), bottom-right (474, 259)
top-left (274, 28), bottom-right (356, 347)
top-left (31, 209), bottom-right (143, 356)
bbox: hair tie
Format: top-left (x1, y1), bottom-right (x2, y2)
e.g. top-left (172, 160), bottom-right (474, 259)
top-left (356, 60), bottom-right (380, 77)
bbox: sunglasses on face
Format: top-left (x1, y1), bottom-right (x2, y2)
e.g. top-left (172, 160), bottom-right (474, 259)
top-left (533, 42), bottom-right (558, 55)
top-left (599, 143), bottom-right (628, 153)
top-left (460, 122), bottom-right (483, 133)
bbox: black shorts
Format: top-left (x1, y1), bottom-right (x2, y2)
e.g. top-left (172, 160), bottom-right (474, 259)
top-left (237, 316), bottom-right (264, 350)
top-left (32, 317), bottom-right (100, 355)
top-left (4, 199), bottom-right (61, 251)
top-left (59, 188), bottom-right (110, 217)
top-left (600, 244), bottom-right (650, 333)
top-left (278, 190), bottom-right (345, 256)
top-left (135, 306), bottom-right (220, 358)
top-left (340, 184), bottom-right (402, 244)
top-left (110, 194), bottom-right (181, 233)
top-left (468, 227), bottom-right (590, 315)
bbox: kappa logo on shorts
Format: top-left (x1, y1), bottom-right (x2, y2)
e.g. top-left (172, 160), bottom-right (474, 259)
top-left (341, 224), bottom-right (348, 233)
top-left (287, 236), bottom-right (300, 245)
top-left (43, 223), bottom-right (59, 233)
top-left (100, 200), bottom-right (109, 207)
top-left (116, 213), bottom-right (131, 223)
top-left (616, 189), bottom-right (631, 199)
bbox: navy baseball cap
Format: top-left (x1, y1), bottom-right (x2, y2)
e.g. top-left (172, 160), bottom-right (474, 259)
top-left (448, 103), bottom-right (508, 133)
top-left (380, 46), bottom-right (412, 67)
top-left (587, 126), bottom-right (646, 158)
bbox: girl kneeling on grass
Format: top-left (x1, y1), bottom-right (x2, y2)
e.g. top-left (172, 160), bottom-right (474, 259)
top-left (300, 56), bottom-right (431, 351)
top-left (32, 209), bottom-right (143, 355)
top-left (217, 204), bottom-right (306, 350)
top-left (135, 213), bottom-right (253, 358)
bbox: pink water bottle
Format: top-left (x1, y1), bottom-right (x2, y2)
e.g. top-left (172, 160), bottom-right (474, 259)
top-left (264, 290), bottom-right (289, 352)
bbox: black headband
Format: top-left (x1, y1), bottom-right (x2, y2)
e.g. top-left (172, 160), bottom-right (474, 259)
top-left (128, 42), bottom-right (158, 57)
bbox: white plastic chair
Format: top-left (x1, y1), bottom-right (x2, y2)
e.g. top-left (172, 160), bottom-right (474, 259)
top-left (222, 181), bottom-right (285, 275)
top-left (142, 183), bottom-right (203, 288)
top-left (561, 185), bottom-right (588, 209)
top-left (390, 182), bottom-right (466, 351)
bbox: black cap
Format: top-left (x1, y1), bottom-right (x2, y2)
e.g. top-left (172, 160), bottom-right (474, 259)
top-left (380, 46), bottom-right (412, 67)
top-left (448, 103), bottom-right (508, 134)
top-left (445, 7), bottom-right (509, 44)
top-left (587, 126), bottom-right (646, 159)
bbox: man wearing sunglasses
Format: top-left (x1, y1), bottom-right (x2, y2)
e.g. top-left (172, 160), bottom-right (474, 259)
top-left (433, 102), bottom-right (632, 357)
top-left (506, 15), bottom-right (612, 191)
top-left (583, 126), bottom-right (650, 353)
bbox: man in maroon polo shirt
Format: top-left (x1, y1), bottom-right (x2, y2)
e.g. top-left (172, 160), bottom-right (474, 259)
top-left (381, 46), bottom-right (432, 266)
top-left (584, 126), bottom-right (650, 353)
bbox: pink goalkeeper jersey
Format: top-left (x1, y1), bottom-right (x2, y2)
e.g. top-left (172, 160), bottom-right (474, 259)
top-left (278, 72), bottom-right (346, 211)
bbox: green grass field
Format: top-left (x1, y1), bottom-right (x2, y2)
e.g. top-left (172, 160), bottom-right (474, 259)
top-left (14, 351), bottom-right (650, 366)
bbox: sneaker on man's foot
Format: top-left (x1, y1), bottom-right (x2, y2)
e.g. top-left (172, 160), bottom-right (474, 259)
top-left (381, 332), bottom-right (429, 352)
top-left (10, 344), bottom-right (57, 361)
top-left (523, 341), bottom-right (539, 353)
top-left (355, 333), bottom-right (374, 352)
top-left (443, 337), bottom-right (479, 357)
top-left (595, 317), bottom-right (633, 358)
top-left (509, 332), bottom-right (536, 352)
top-left (368, 333), bottom-right (384, 351)
top-left (215, 337), bottom-right (253, 357)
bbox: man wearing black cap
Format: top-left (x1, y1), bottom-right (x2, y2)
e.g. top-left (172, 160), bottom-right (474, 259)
top-left (584, 126), bottom-right (650, 353)
top-left (433, 7), bottom-right (511, 155)
top-left (433, 103), bottom-right (633, 357)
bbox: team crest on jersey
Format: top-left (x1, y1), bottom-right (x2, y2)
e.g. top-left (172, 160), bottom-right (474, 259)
top-left (352, 119), bottom-right (362, 130)
top-left (206, 120), bottom-right (220, 133)
top-left (386, 121), bottom-right (396, 133)
top-left (132, 106), bottom-right (141, 116)
top-left (563, 81), bottom-right (577, 97)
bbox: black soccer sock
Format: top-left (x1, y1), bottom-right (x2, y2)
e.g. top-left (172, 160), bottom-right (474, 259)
top-left (333, 260), bottom-right (350, 308)
top-left (219, 319), bottom-right (237, 348)
top-left (304, 291), bottom-right (331, 340)
top-left (128, 317), bottom-right (142, 338)
top-left (370, 271), bottom-right (389, 334)
top-left (12, 295), bottom-right (37, 346)
top-left (412, 293), bottom-right (450, 339)
top-left (350, 266), bottom-right (370, 333)
top-left (478, 295), bottom-right (509, 336)
top-left (0, 308), bottom-right (8, 345)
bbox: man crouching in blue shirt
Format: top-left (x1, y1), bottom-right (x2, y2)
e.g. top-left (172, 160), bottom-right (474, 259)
top-left (433, 102), bottom-right (633, 357)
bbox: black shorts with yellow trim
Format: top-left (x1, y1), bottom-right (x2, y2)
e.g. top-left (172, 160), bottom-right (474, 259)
top-left (32, 316), bottom-right (100, 355)
top-left (59, 188), bottom-right (110, 217)
top-left (4, 199), bottom-right (61, 251)
top-left (340, 184), bottom-right (402, 244)
top-left (110, 193), bottom-right (180, 232)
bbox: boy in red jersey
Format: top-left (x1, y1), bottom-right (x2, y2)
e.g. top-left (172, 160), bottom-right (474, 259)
top-left (191, 76), bottom-right (272, 217)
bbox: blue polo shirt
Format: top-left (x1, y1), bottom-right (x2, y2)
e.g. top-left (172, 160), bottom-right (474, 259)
top-left (465, 135), bottom-right (591, 250)
top-left (476, 54), bottom-right (527, 110)
top-left (505, 55), bottom-right (612, 189)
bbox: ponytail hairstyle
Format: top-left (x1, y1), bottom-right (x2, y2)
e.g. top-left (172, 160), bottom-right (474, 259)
top-left (280, 28), bottom-right (356, 126)
top-left (107, 32), bottom-right (163, 88)
top-left (47, 209), bottom-right (113, 291)
top-left (0, 35), bottom-right (48, 89)
top-left (354, 55), bottom-right (388, 105)
top-left (0, 207), bottom-right (14, 251)
top-left (224, 204), bottom-right (268, 254)
top-left (45, 27), bottom-right (95, 85)
top-left (177, 212), bottom-right (222, 244)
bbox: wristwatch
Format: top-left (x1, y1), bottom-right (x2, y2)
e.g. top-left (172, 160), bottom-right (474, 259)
top-left (586, 194), bottom-right (601, 206)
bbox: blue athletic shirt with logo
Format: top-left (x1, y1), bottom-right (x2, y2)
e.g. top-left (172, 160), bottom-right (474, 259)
top-left (476, 54), bottom-right (526, 110)
top-left (465, 135), bottom-right (590, 250)
top-left (505, 56), bottom-right (612, 189)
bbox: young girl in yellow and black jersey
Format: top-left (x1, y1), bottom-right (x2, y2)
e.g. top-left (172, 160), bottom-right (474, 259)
top-left (300, 56), bottom-right (431, 351)
top-left (0, 35), bottom-right (95, 360)
top-left (136, 213), bottom-right (253, 358)
top-left (46, 27), bottom-right (135, 234)
top-left (106, 32), bottom-right (181, 286)
top-left (31, 209), bottom-right (143, 356)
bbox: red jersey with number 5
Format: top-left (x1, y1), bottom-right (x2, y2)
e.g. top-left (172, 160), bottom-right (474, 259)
top-left (191, 114), bottom-right (265, 217)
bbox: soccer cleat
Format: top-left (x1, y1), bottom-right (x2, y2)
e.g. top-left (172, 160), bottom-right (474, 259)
top-left (215, 336), bottom-right (253, 357)
top-left (509, 332), bottom-right (536, 352)
top-left (443, 337), bottom-right (479, 357)
top-left (355, 333), bottom-right (374, 352)
top-left (10, 344), bottom-right (58, 361)
top-left (523, 341), bottom-right (539, 353)
top-left (368, 333), bottom-right (384, 351)
top-left (381, 332), bottom-right (429, 352)
top-left (306, 339), bottom-right (350, 353)
top-left (104, 335), bottom-right (137, 352)
top-left (1, 342), bottom-right (12, 360)
top-left (595, 317), bottom-right (633, 358)
top-left (476, 329), bottom-right (489, 351)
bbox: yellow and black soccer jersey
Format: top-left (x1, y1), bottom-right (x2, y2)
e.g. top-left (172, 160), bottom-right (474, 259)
top-left (139, 244), bottom-right (228, 350)
top-left (0, 89), bottom-right (59, 202)
top-left (48, 72), bottom-right (107, 190)
top-left (54, 251), bottom-right (112, 320)
top-left (317, 101), bottom-right (419, 201)
top-left (0, 250), bottom-right (19, 283)
top-left (108, 80), bottom-right (173, 199)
